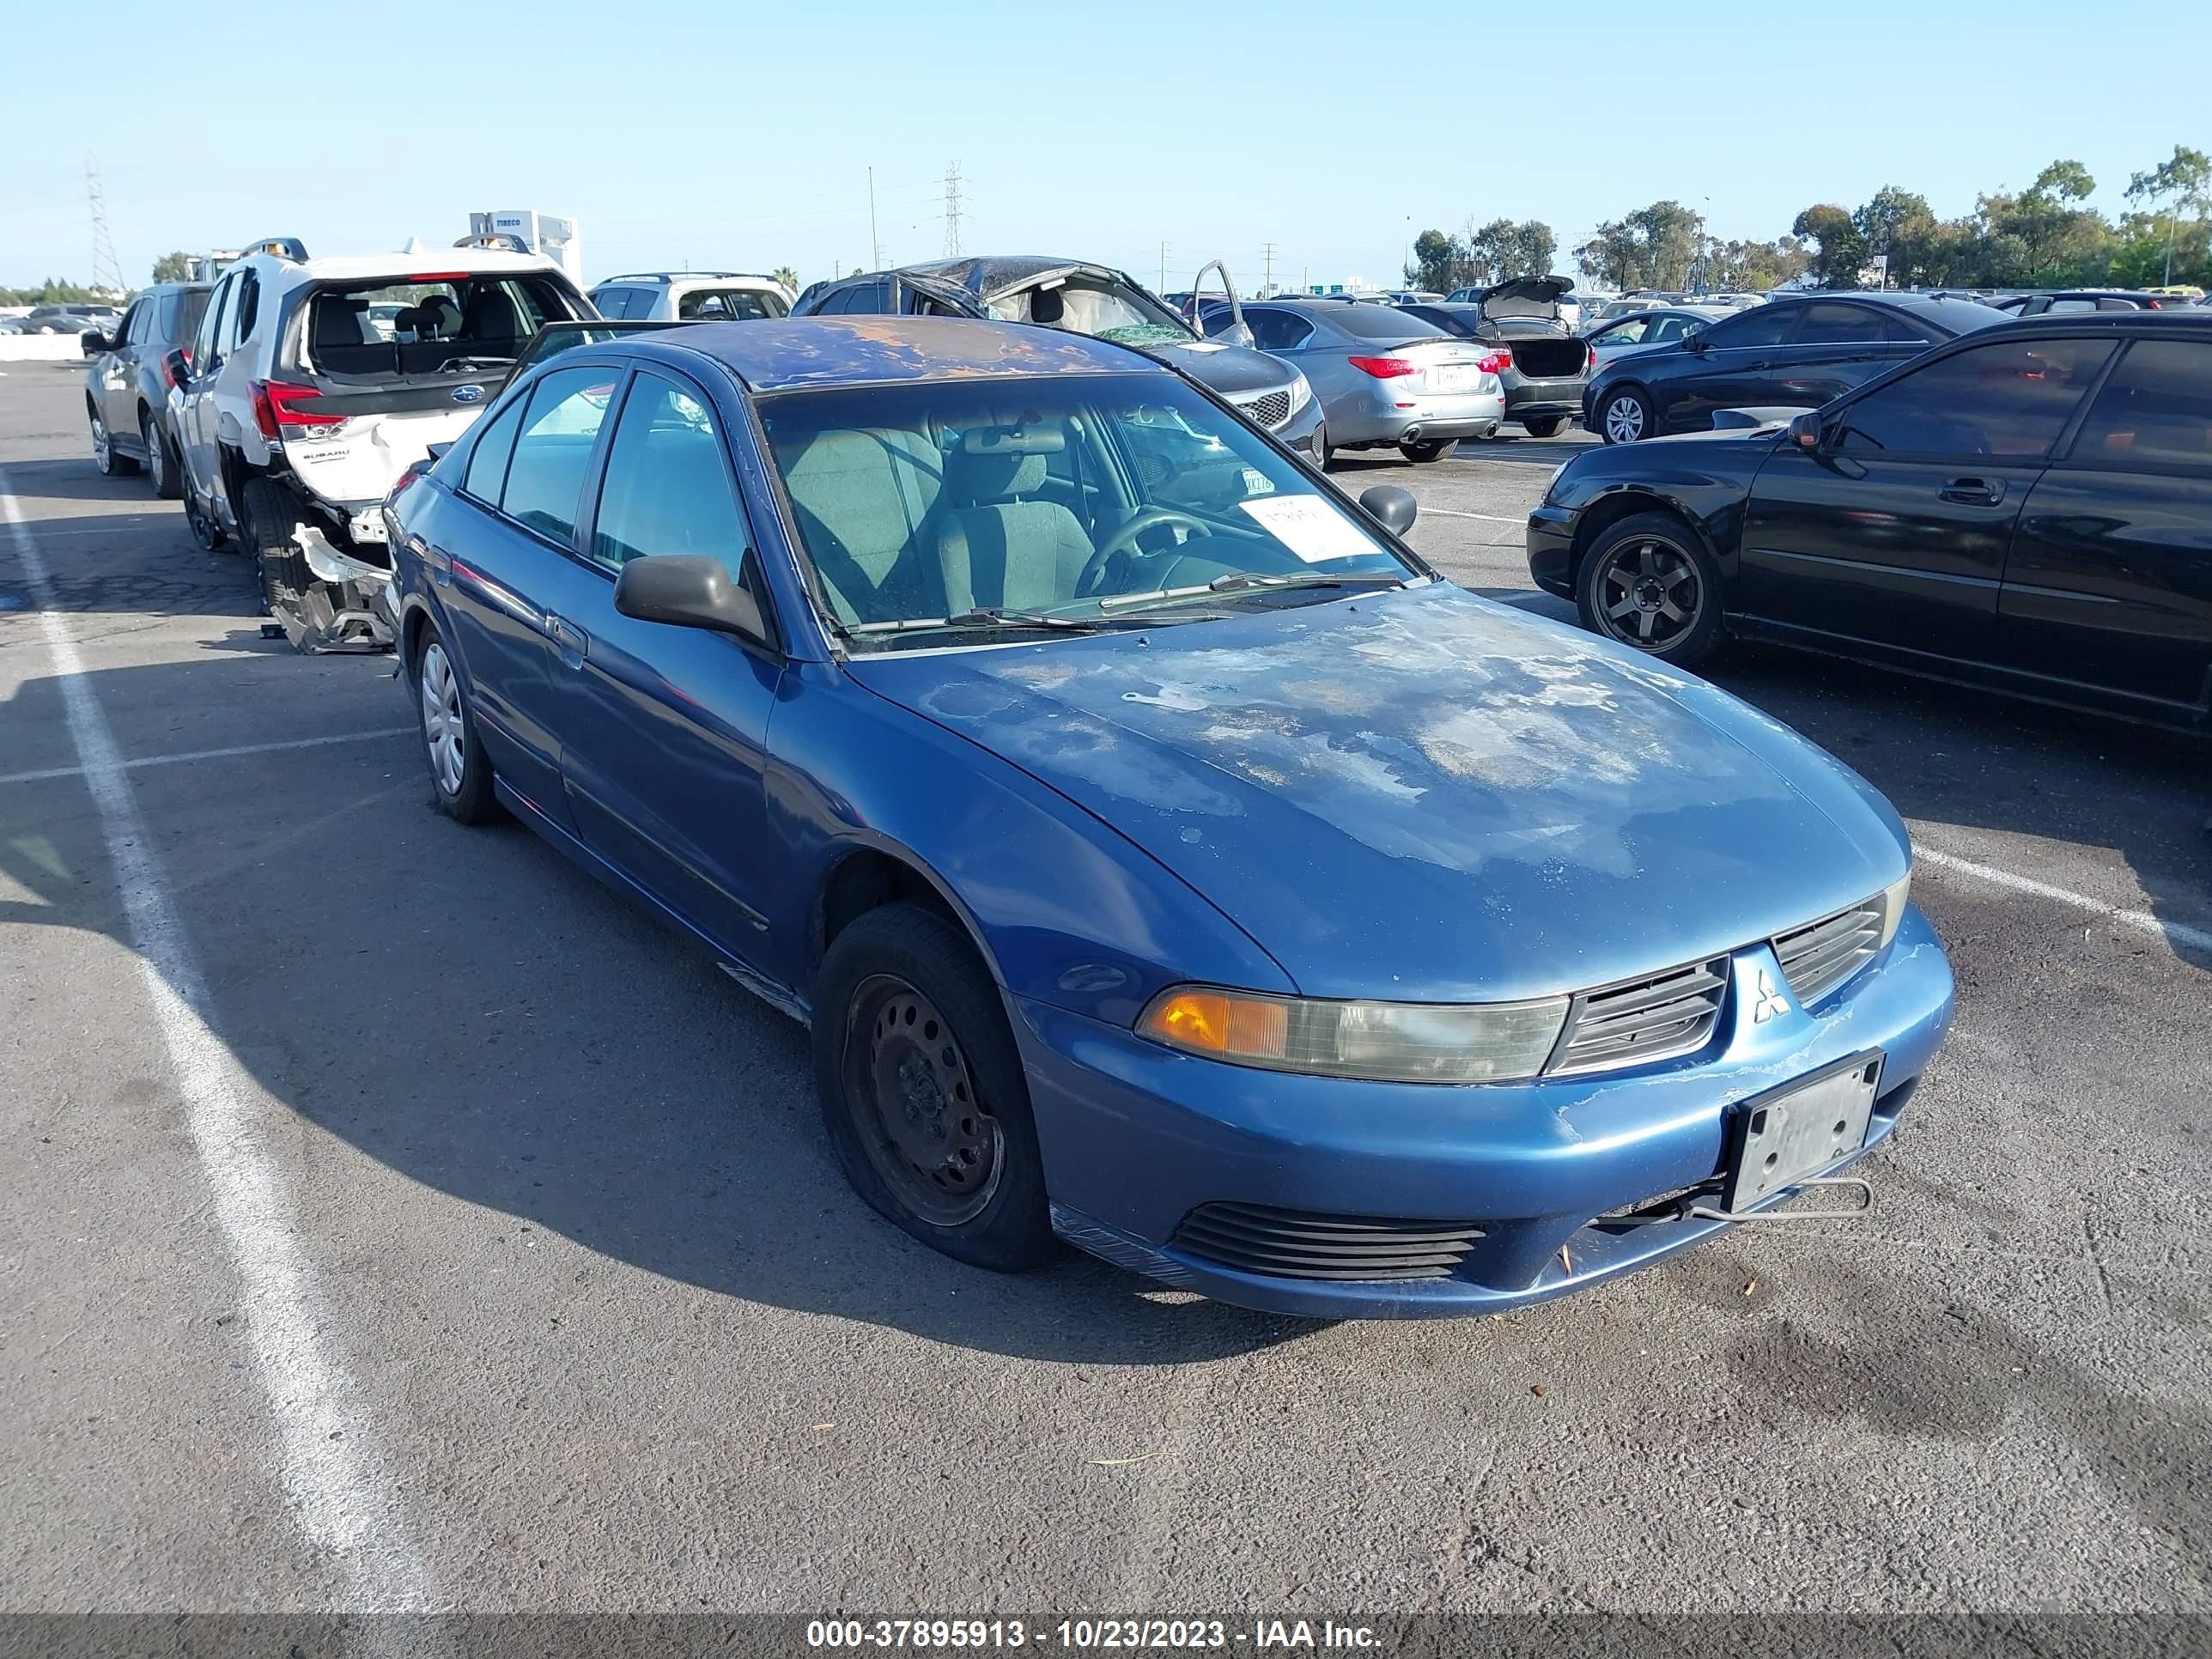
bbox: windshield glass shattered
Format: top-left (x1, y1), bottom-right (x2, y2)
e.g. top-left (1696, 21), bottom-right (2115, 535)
top-left (757, 372), bottom-right (1413, 651)
top-left (986, 278), bottom-right (1194, 349)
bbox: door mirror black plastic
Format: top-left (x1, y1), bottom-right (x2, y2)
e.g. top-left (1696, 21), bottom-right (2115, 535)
top-left (613, 554), bottom-right (769, 647)
top-left (1358, 484), bottom-right (1419, 537)
top-left (1786, 411), bottom-right (1825, 453)
top-left (1680, 331), bottom-right (1711, 353)
top-left (162, 347), bottom-right (191, 386)
top-left (81, 331), bottom-right (108, 357)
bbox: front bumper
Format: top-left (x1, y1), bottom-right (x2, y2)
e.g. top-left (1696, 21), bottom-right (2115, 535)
top-left (1527, 501), bottom-right (1577, 596)
top-left (1273, 396), bottom-right (1325, 454)
top-left (1017, 909), bottom-right (1954, 1319)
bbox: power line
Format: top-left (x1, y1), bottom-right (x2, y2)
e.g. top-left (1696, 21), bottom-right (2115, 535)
top-left (1261, 242), bottom-right (1276, 295)
top-left (943, 160), bottom-right (963, 258)
top-left (86, 159), bottom-right (122, 295)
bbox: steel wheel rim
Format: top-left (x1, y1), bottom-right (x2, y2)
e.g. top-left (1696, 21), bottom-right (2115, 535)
top-left (1596, 538), bottom-right (1702, 648)
top-left (1604, 394), bottom-right (1645, 443)
top-left (847, 974), bottom-right (1002, 1227)
top-left (419, 642), bottom-right (466, 796)
top-left (90, 412), bottom-right (109, 469)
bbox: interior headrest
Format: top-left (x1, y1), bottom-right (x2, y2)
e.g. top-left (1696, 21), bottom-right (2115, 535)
top-left (1029, 285), bottom-right (1066, 324)
top-left (947, 446), bottom-right (1048, 505)
top-left (960, 426), bottom-right (1065, 457)
top-left (416, 294), bottom-right (462, 337)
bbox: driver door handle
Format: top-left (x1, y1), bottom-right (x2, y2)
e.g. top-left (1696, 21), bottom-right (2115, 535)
top-left (1939, 477), bottom-right (2005, 506)
top-left (546, 614), bottom-right (589, 666)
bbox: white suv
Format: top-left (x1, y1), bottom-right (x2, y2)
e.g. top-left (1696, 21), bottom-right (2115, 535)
top-left (167, 234), bottom-right (591, 648)
top-left (587, 271), bottom-right (793, 323)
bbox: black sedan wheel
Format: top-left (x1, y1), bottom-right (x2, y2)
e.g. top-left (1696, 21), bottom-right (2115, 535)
top-left (1577, 512), bottom-right (1723, 665)
top-left (1522, 416), bottom-right (1568, 438)
top-left (814, 902), bottom-right (1054, 1272)
top-left (1597, 386), bottom-right (1656, 445)
top-left (1399, 439), bottom-right (1452, 463)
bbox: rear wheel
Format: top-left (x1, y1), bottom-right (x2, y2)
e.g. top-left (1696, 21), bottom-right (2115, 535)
top-left (1598, 386), bottom-right (1656, 445)
top-left (141, 410), bottom-right (181, 499)
top-left (1314, 423), bottom-right (1334, 471)
top-left (411, 623), bottom-right (502, 823)
top-left (241, 477), bottom-right (311, 615)
top-left (1576, 511), bottom-right (1723, 665)
top-left (1522, 416), bottom-right (1568, 438)
top-left (88, 401), bottom-right (139, 477)
top-left (1399, 439), bottom-right (1452, 463)
top-left (812, 903), bottom-right (1054, 1272)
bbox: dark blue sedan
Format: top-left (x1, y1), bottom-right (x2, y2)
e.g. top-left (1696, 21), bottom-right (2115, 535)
top-left (384, 316), bottom-right (1955, 1319)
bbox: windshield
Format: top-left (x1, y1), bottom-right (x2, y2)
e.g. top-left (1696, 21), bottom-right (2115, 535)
top-left (758, 371), bottom-right (1415, 650)
top-left (985, 276), bottom-right (1194, 349)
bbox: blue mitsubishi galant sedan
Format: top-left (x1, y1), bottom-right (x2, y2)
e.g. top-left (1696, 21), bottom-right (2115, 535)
top-left (385, 316), bottom-right (1954, 1320)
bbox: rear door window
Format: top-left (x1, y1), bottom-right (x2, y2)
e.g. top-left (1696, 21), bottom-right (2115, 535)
top-left (1708, 306), bottom-right (1796, 349)
top-left (592, 287), bottom-right (634, 319)
top-left (677, 287), bottom-right (784, 321)
top-left (500, 365), bottom-right (618, 542)
top-left (1795, 302), bottom-right (1884, 344)
top-left (2064, 339), bottom-right (2212, 471)
top-left (1244, 308), bottom-right (1315, 351)
top-left (1834, 337), bottom-right (2116, 458)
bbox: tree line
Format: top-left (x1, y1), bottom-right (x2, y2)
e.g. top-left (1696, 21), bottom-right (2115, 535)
top-left (1405, 144), bottom-right (2209, 295)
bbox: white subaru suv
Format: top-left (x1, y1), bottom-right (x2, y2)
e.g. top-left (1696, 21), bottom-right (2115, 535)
top-left (167, 234), bottom-right (592, 649)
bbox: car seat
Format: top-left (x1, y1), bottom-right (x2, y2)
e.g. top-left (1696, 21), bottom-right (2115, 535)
top-left (933, 428), bottom-right (1092, 614)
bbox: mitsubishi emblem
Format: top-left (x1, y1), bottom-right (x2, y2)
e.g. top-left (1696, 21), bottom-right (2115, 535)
top-left (1752, 969), bottom-right (1791, 1024)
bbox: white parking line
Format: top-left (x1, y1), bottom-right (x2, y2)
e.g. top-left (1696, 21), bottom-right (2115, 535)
top-left (0, 480), bottom-right (440, 1629)
top-left (0, 726), bottom-right (412, 788)
top-left (1917, 845), bottom-right (2212, 957)
top-left (1419, 508), bottom-right (1527, 523)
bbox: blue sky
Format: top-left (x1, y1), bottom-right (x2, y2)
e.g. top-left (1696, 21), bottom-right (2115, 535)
top-left (5, 1), bottom-right (2207, 293)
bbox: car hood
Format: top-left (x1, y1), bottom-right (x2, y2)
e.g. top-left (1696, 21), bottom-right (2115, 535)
top-left (1139, 337), bottom-right (1300, 398)
top-left (848, 585), bottom-right (1909, 1003)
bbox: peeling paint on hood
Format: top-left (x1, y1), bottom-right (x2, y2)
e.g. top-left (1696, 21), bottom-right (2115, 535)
top-left (849, 585), bottom-right (1907, 1003)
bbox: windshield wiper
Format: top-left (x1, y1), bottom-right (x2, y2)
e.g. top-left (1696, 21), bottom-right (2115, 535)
top-left (1097, 570), bottom-right (1408, 612)
top-left (846, 606), bottom-right (1148, 637)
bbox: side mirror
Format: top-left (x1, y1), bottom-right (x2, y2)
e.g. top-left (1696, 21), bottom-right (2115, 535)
top-left (1358, 484), bottom-right (1419, 537)
top-left (1786, 411), bottom-right (1825, 453)
top-left (81, 331), bottom-right (108, 357)
top-left (1680, 331), bottom-right (1710, 354)
top-left (162, 348), bottom-right (191, 387)
top-left (613, 553), bottom-right (769, 647)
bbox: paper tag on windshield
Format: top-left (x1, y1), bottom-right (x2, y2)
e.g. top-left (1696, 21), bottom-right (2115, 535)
top-left (1239, 495), bottom-right (1376, 563)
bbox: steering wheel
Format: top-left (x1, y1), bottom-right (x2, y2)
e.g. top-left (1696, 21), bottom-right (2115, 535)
top-left (1074, 507), bottom-right (1213, 599)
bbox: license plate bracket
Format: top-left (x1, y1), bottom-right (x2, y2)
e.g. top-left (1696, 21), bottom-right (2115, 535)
top-left (1722, 1053), bottom-right (1882, 1212)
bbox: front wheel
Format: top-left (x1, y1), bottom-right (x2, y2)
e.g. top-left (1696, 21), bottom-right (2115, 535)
top-left (1597, 386), bottom-right (1656, 445)
top-left (1399, 439), bottom-right (1452, 463)
top-left (1576, 511), bottom-right (1724, 665)
top-left (1522, 416), bottom-right (1568, 439)
top-left (812, 903), bottom-right (1054, 1273)
top-left (89, 403), bottom-right (139, 477)
top-left (1314, 423), bottom-right (1334, 471)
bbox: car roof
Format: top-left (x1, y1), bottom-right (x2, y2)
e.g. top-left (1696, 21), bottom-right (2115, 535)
top-left (632, 315), bottom-right (1172, 392)
top-left (252, 249), bottom-right (563, 283)
top-left (898, 255), bottom-right (1116, 296)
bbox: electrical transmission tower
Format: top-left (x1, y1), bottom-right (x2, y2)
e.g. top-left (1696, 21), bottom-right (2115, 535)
top-left (943, 161), bottom-right (963, 258)
top-left (1261, 242), bottom-right (1276, 295)
top-left (86, 159), bottom-right (124, 295)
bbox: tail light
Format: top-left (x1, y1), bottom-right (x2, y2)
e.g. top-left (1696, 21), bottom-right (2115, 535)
top-left (1347, 355), bottom-right (1419, 379)
top-left (2145, 299), bottom-right (2163, 308)
top-left (1476, 350), bottom-right (1512, 375)
top-left (1587, 343), bottom-right (1598, 372)
top-left (251, 379), bottom-right (344, 439)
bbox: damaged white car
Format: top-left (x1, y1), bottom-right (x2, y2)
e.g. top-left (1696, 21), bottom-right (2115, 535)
top-left (164, 234), bottom-right (593, 650)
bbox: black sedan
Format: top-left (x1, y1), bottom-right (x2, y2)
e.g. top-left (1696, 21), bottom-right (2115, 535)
top-left (1583, 292), bottom-right (2012, 445)
top-left (1528, 311), bottom-right (2212, 729)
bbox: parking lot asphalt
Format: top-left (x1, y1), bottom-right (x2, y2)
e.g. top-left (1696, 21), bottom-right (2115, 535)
top-left (3, 361), bottom-right (2208, 1618)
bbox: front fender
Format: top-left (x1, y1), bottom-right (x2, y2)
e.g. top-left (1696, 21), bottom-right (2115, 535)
top-left (761, 661), bottom-right (1297, 1028)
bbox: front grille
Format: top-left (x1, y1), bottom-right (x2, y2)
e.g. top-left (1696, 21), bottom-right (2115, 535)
top-left (1237, 389), bottom-right (1292, 428)
top-left (1774, 902), bottom-right (1884, 1006)
top-left (1170, 1202), bottom-right (1485, 1281)
top-left (1545, 957), bottom-right (1728, 1077)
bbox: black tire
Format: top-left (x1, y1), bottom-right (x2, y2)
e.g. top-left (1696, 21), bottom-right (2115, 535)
top-left (88, 400), bottom-right (139, 477)
top-left (812, 902), bottom-right (1055, 1273)
top-left (1314, 423), bottom-right (1334, 471)
top-left (1399, 439), bottom-right (1452, 463)
top-left (142, 410), bottom-right (182, 500)
top-left (1596, 385), bottom-right (1656, 445)
top-left (408, 618), bottom-right (503, 824)
top-left (184, 485), bottom-right (228, 551)
top-left (1522, 416), bottom-right (1568, 439)
top-left (1576, 510), bottom-right (1724, 666)
top-left (241, 477), bottom-right (311, 615)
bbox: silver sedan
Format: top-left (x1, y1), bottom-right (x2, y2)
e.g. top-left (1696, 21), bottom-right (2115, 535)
top-left (1212, 299), bottom-right (1505, 465)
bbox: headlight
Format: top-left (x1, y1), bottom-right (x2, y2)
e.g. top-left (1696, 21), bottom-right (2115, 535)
top-left (1285, 373), bottom-right (1313, 417)
top-left (1137, 985), bottom-right (1569, 1085)
top-left (1541, 461), bottom-right (1571, 501)
top-left (1876, 867), bottom-right (1912, 950)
